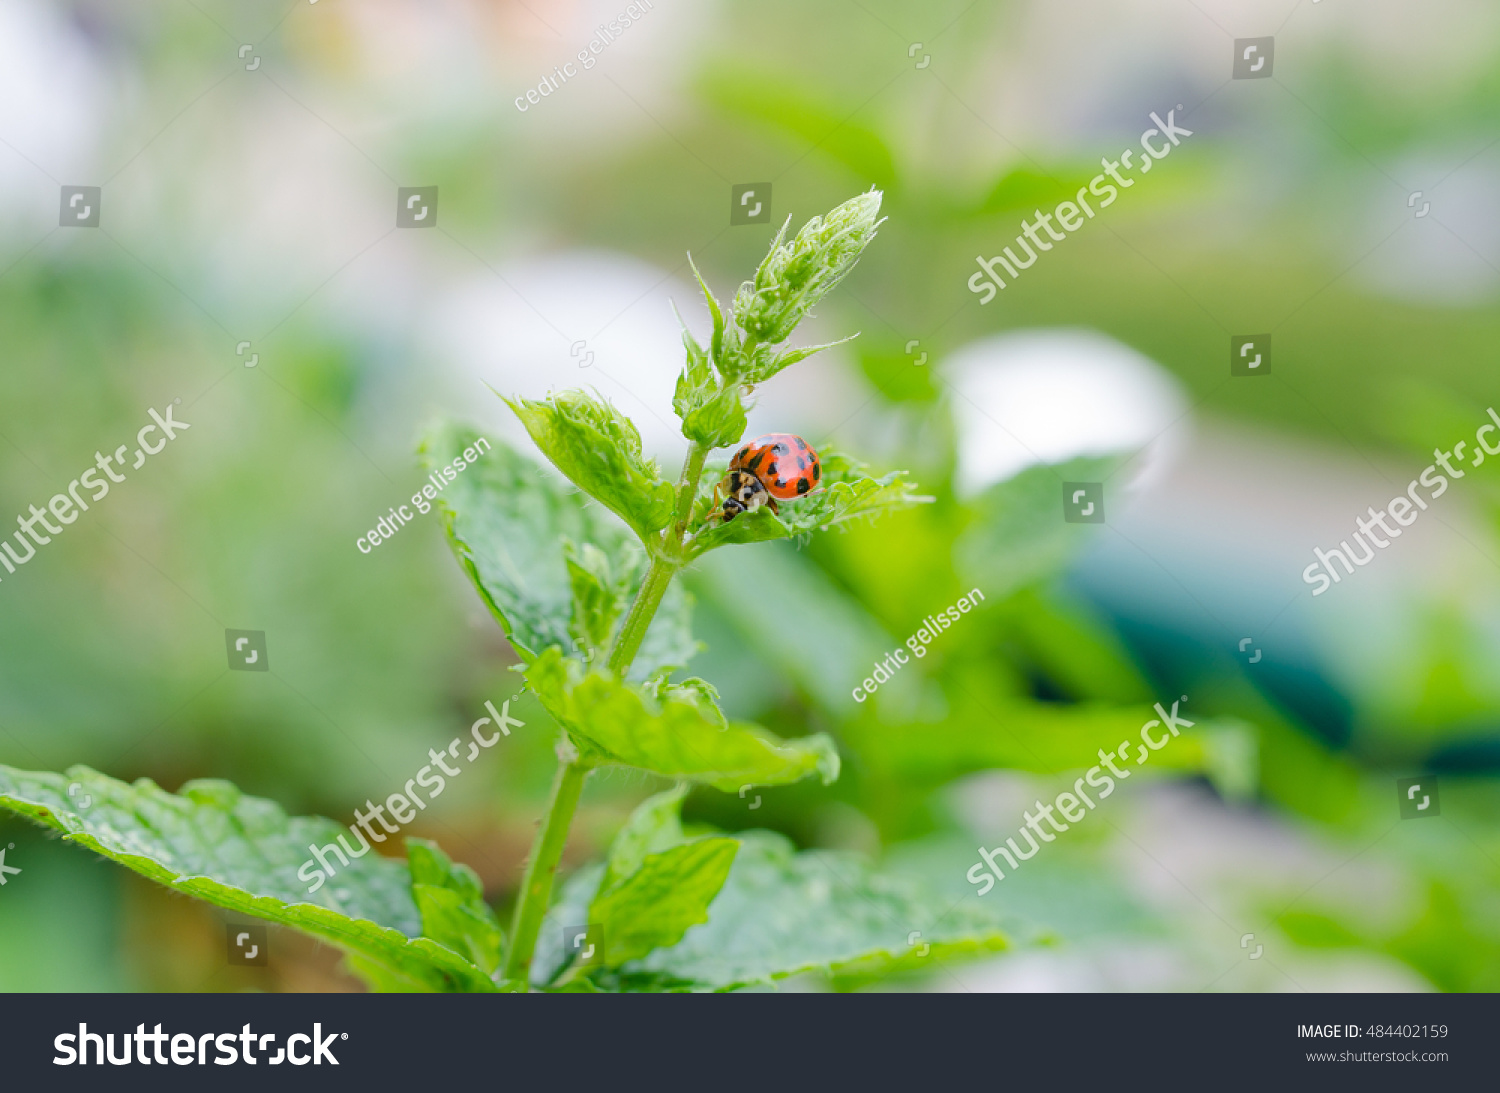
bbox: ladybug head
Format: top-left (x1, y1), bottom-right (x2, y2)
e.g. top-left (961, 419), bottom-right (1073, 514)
top-left (715, 470), bottom-right (770, 523)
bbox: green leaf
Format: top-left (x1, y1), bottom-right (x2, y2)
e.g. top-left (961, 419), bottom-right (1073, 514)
top-left (732, 190), bottom-right (884, 346)
top-left (425, 425), bottom-right (695, 679)
top-left (672, 316), bottom-right (747, 450)
top-left (506, 390), bottom-right (677, 546)
top-left (579, 786), bottom-right (738, 968)
top-left (407, 838), bottom-right (505, 975)
top-left (0, 763), bottom-right (500, 992)
top-left (626, 832), bottom-right (1012, 991)
top-left (687, 254), bottom-right (726, 370)
top-left (564, 539), bottom-right (642, 660)
top-left (685, 505), bottom-right (793, 555)
top-left (955, 456), bottom-right (1120, 600)
top-left (745, 333), bottom-right (859, 386)
top-left (691, 546), bottom-right (897, 717)
top-left (590, 838), bottom-right (739, 967)
top-left (844, 674), bottom-right (1258, 801)
top-left (547, 832), bottom-right (1011, 992)
top-left (524, 646), bottom-right (840, 791)
top-left (597, 784), bottom-right (690, 893)
top-left (700, 70), bottom-right (898, 193)
top-left (679, 385), bottom-right (749, 451)
top-left (686, 450), bottom-right (930, 559)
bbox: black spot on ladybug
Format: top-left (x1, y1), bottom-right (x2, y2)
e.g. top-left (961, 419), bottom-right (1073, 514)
top-left (794, 436), bottom-right (808, 451)
top-left (796, 476), bottom-right (810, 494)
top-left (746, 451), bottom-right (763, 474)
top-left (773, 442), bottom-right (787, 455)
top-left (811, 463), bottom-right (821, 480)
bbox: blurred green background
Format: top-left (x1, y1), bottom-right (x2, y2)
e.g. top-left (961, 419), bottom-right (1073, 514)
top-left (2, 0), bottom-right (1498, 991)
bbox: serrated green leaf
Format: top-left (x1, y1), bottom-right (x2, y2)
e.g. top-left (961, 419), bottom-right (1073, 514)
top-left (597, 784), bottom-right (689, 893)
top-left (733, 190), bottom-right (884, 346)
top-left (540, 831), bottom-right (1011, 991)
top-left (687, 254), bottom-right (726, 367)
top-left (745, 333), bottom-right (858, 385)
top-left (679, 384), bottom-right (749, 451)
top-left (590, 838), bottom-right (739, 967)
top-left (618, 832), bottom-right (1010, 991)
top-left (685, 504), bottom-right (792, 555)
top-left (671, 301), bottom-right (748, 449)
top-left (0, 764), bottom-right (499, 992)
top-left (424, 425), bottom-right (695, 679)
top-left (506, 390), bottom-right (676, 545)
top-left (407, 838), bottom-right (505, 974)
top-left (564, 539), bottom-right (641, 659)
top-left (686, 449), bottom-right (929, 558)
top-left (673, 332), bottom-right (713, 416)
top-left (524, 646), bottom-right (840, 791)
top-left (581, 786), bottom-right (737, 969)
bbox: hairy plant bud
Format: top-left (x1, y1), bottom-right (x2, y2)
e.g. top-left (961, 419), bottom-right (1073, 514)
top-left (734, 189), bottom-right (884, 346)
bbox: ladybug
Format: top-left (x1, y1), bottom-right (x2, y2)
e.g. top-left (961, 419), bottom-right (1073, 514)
top-left (711, 433), bottom-right (821, 522)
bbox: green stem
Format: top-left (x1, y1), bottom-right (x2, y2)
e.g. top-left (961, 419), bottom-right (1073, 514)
top-left (672, 442), bottom-right (711, 538)
top-left (503, 758), bottom-right (587, 985)
top-left (605, 556), bottom-right (676, 675)
top-left (502, 439), bottom-right (712, 988)
top-left (604, 441), bottom-right (707, 674)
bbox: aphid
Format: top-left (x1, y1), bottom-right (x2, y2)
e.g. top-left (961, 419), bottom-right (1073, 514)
top-left (710, 433), bottom-right (822, 523)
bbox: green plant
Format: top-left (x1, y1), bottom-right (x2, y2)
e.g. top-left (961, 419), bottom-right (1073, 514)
top-left (0, 191), bottom-right (1014, 992)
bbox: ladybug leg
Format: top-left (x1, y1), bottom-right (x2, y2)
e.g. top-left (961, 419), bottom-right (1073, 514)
top-left (767, 496), bottom-right (779, 515)
top-left (704, 480), bottom-right (731, 525)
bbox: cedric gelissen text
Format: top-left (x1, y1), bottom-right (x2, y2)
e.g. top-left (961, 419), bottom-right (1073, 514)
top-left (853, 588), bottom-right (986, 702)
top-left (966, 699), bottom-right (1194, 895)
top-left (1302, 406), bottom-right (1500, 595)
top-left (967, 109), bottom-right (1194, 303)
top-left (358, 436), bottom-right (490, 553)
top-left (0, 405), bottom-right (191, 587)
top-left (514, 0), bottom-right (653, 112)
top-left (54, 1024), bottom-right (343, 1066)
top-left (298, 699), bottom-right (523, 894)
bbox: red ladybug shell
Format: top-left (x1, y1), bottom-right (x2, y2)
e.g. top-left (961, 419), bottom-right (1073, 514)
top-left (730, 434), bottom-right (821, 499)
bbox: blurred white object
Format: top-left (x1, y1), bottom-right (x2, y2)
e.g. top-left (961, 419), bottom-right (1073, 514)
top-left (429, 248), bottom-right (869, 467)
top-left (944, 328), bottom-right (1190, 495)
top-left (429, 249), bottom-right (689, 462)
top-left (0, 1), bottom-right (105, 228)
